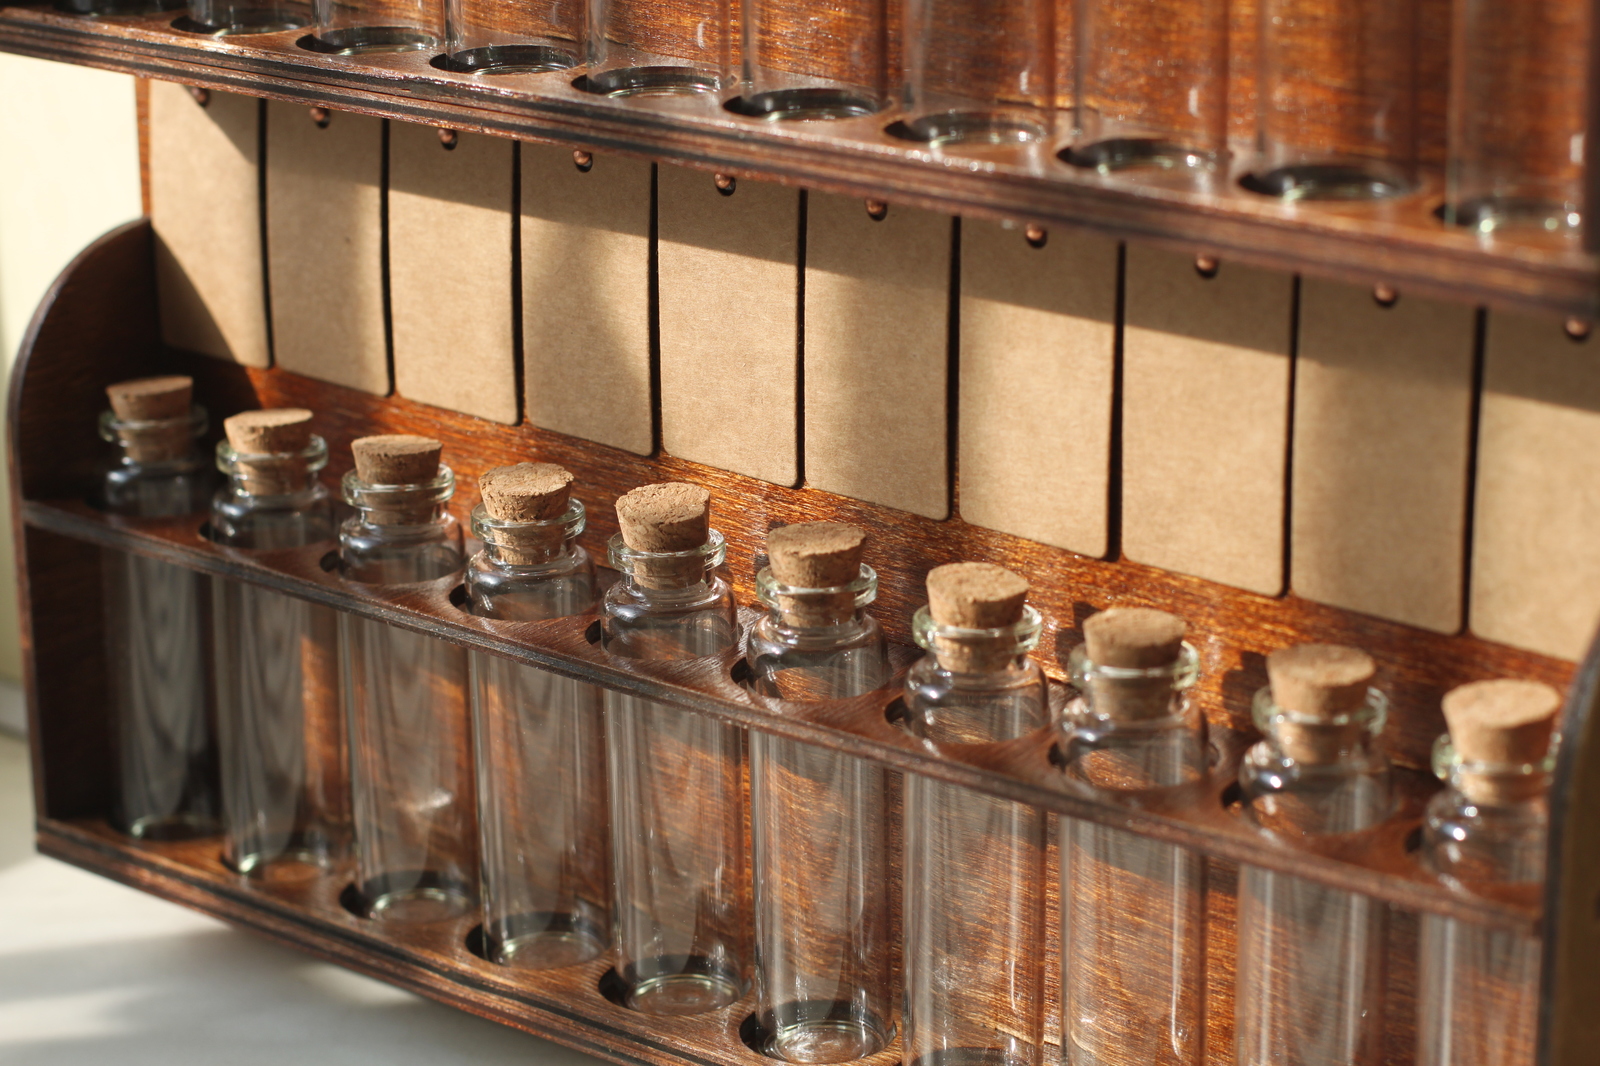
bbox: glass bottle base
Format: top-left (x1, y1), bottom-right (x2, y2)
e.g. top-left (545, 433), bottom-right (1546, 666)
top-left (575, 66), bottom-right (721, 98)
top-left (1443, 195), bottom-right (1581, 235)
top-left (232, 846), bottom-right (338, 883)
top-left (726, 88), bottom-right (882, 122)
top-left (356, 871), bottom-right (475, 923)
top-left (621, 955), bottom-right (745, 1015)
top-left (305, 25), bottom-right (435, 55)
top-left (122, 812), bottom-right (221, 842)
top-left (910, 1047), bottom-right (1034, 1066)
top-left (438, 44), bottom-right (577, 75)
top-left (897, 111), bottom-right (1048, 147)
top-left (1241, 161), bottom-right (1410, 201)
top-left (1061, 137), bottom-right (1217, 174)
top-left (488, 911), bottom-right (608, 970)
top-left (758, 1000), bottom-right (892, 1063)
top-left (183, 10), bottom-right (307, 34)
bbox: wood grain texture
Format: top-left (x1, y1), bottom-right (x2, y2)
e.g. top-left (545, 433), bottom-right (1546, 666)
top-left (956, 220), bottom-right (1116, 558)
top-left (521, 144), bottom-right (653, 456)
top-left (659, 166), bottom-right (799, 485)
top-left (149, 82), bottom-right (270, 368)
top-left (1121, 246), bottom-right (1293, 595)
top-left (1471, 313), bottom-right (1600, 661)
top-left (804, 194), bottom-right (950, 519)
top-left (1290, 280), bottom-right (1476, 633)
top-left (389, 124), bottom-right (516, 424)
top-left (265, 102), bottom-right (389, 395)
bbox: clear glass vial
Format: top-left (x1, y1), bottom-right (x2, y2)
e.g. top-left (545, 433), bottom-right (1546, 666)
top-left (1235, 645), bottom-right (1393, 1066)
top-left (1445, 0), bottom-right (1586, 235)
top-left (1064, 0), bottom-right (1228, 178)
top-left (1059, 609), bottom-right (1205, 1066)
top-left (211, 418), bottom-right (346, 880)
top-left (440, 0), bottom-right (578, 74)
top-left (747, 530), bottom-right (894, 1062)
top-left (188, 0), bottom-right (307, 36)
top-left (732, 0), bottom-right (886, 120)
top-left (99, 377), bottom-right (220, 842)
top-left (580, 0), bottom-right (726, 97)
top-left (903, 563), bottom-right (1050, 1066)
top-left (468, 495), bottom-right (609, 969)
top-left (309, 0), bottom-right (437, 55)
top-left (900, 0), bottom-right (1055, 147)
top-left (339, 440), bottom-right (475, 922)
top-left (603, 488), bottom-right (746, 1015)
top-left (1416, 679), bottom-right (1561, 1066)
top-left (1246, 0), bottom-right (1418, 199)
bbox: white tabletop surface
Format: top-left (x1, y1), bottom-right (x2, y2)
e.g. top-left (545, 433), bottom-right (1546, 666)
top-left (0, 729), bottom-right (613, 1065)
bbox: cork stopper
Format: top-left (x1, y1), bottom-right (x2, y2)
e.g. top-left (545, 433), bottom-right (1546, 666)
top-left (1266, 644), bottom-right (1377, 764)
top-left (224, 409), bottom-right (315, 495)
top-left (1082, 608), bottom-right (1187, 722)
top-left (105, 375), bottom-right (194, 463)
top-left (926, 563), bottom-right (1030, 673)
top-left (767, 523), bottom-right (866, 626)
top-left (478, 462), bottom-right (575, 565)
top-left (615, 482), bottom-right (712, 589)
top-left (350, 435), bottom-right (444, 525)
top-left (1443, 679), bottom-right (1561, 804)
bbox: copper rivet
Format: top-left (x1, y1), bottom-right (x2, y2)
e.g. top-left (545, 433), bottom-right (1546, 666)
top-left (1194, 255), bottom-right (1219, 278)
top-left (1025, 223), bottom-right (1047, 248)
top-left (865, 199), bottom-right (888, 220)
top-left (573, 150), bottom-right (594, 172)
top-left (714, 173), bottom-right (737, 195)
top-left (188, 86), bottom-right (211, 107)
top-left (437, 127), bottom-right (458, 149)
top-left (1566, 317), bottom-right (1591, 341)
top-left (1373, 283), bottom-right (1399, 307)
top-left (310, 106), bottom-right (331, 128)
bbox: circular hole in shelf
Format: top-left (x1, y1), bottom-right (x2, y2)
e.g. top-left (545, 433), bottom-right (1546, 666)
top-left (730, 658), bottom-right (754, 687)
top-left (197, 520), bottom-right (217, 544)
top-left (883, 697), bottom-right (908, 728)
top-left (448, 583), bottom-right (470, 613)
top-left (1047, 740), bottom-right (1068, 770)
top-left (1403, 826), bottom-right (1424, 855)
top-left (597, 967), bottom-right (631, 1008)
top-left (319, 549), bottom-right (340, 573)
top-left (464, 923), bottom-right (490, 960)
top-left (597, 958), bottom-right (746, 1014)
top-left (339, 882), bottom-right (369, 919)
top-left (739, 1003), bottom-right (894, 1062)
top-left (428, 45), bottom-right (577, 75)
top-left (1219, 780), bottom-right (1244, 813)
top-left (584, 620), bottom-right (603, 646)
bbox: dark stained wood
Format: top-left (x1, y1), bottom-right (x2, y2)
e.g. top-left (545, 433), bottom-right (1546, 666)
top-left (0, 4), bottom-right (1595, 317)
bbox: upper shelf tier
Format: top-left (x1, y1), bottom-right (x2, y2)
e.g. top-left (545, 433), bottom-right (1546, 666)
top-left (1, 3), bottom-right (1597, 318)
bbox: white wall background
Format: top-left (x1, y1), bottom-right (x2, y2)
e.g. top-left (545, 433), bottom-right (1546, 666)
top-left (0, 55), bottom-right (142, 693)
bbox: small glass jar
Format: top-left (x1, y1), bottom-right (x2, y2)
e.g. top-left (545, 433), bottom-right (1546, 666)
top-left (603, 531), bottom-right (747, 1014)
top-left (339, 462), bottom-right (475, 922)
top-left (309, 0), bottom-right (437, 55)
top-left (99, 403), bottom-right (220, 842)
top-left (188, 0), bottom-right (307, 35)
top-left (1059, 640), bottom-right (1205, 1066)
top-left (747, 565), bottom-right (894, 1062)
top-left (467, 500), bottom-right (610, 969)
top-left (1235, 684), bottom-right (1393, 1066)
top-left (440, 0), bottom-right (578, 74)
top-left (732, 0), bottom-right (887, 120)
top-left (580, 0), bottom-right (726, 98)
top-left (899, 0), bottom-right (1056, 149)
top-left (903, 605), bottom-right (1050, 1066)
top-left (211, 435), bottom-right (345, 880)
top-left (1415, 735), bottom-right (1554, 1066)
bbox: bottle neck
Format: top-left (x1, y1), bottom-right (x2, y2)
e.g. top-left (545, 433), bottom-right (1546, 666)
top-left (101, 404), bottom-right (208, 466)
top-left (609, 529), bottom-right (727, 594)
top-left (217, 435), bottom-right (328, 498)
top-left (343, 465), bottom-right (455, 529)
top-left (1435, 735), bottom-right (1557, 806)
top-left (472, 500), bottom-right (586, 569)
top-left (913, 604), bottom-right (1044, 676)
top-left (757, 564), bottom-right (877, 630)
top-left (1254, 686), bottom-right (1388, 767)
top-left (1069, 642), bottom-right (1200, 727)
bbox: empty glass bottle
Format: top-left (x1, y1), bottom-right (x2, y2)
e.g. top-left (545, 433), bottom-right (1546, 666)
top-left (99, 376), bottom-right (219, 842)
top-left (1417, 679), bottom-right (1561, 1066)
top-left (1235, 645), bottom-right (1392, 1066)
top-left (211, 409), bottom-right (345, 880)
top-left (339, 436), bottom-right (474, 923)
top-left (1059, 608), bottom-right (1204, 1066)
top-left (747, 523), bottom-right (894, 1062)
top-left (581, 0), bottom-right (726, 97)
top-left (468, 463), bottom-right (608, 969)
top-left (903, 563), bottom-right (1050, 1066)
top-left (603, 482), bottom-right (746, 1014)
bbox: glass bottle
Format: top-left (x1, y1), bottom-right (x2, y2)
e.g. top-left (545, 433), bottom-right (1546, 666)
top-left (1059, 608), bottom-right (1205, 1066)
top-left (309, 0), bottom-right (436, 55)
top-left (1235, 644), bottom-right (1392, 1066)
top-left (99, 376), bottom-right (219, 842)
top-left (1445, 0), bottom-right (1586, 235)
top-left (1246, 0), bottom-right (1418, 199)
top-left (603, 482), bottom-right (746, 1014)
top-left (210, 410), bottom-right (345, 880)
top-left (1416, 679), bottom-right (1561, 1066)
top-left (733, 0), bottom-right (886, 120)
top-left (903, 563), bottom-right (1050, 1066)
top-left (900, 0), bottom-right (1055, 147)
top-left (746, 523), bottom-right (894, 1062)
top-left (440, 0), bottom-right (578, 74)
top-left (339, 436), bottom-right (475, 922)
top-left (467, 463), bottom-right (609, 969)
top-left (1064, 0), bottom-right (1228, 178)
top-left (580, 0), bottom-right (726, 97)
top-left (188, 0), bottom-right (307, 36)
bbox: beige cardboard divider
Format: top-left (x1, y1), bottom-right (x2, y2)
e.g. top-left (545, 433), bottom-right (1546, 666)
top-left (389, 125), bottom-right (516, 425)
top-left (1472, 312), bottom-right (1600, 660)
top-left (265, 102), bottom-right (388, 395)
top-left (658, 165), bottom-right (800, 484)
top-left (805, 194), bottom-right (952, 519)
top-left (149, 82), bottom-right (269, 367)
top-left (958, 221), bottom-right (1117, 557)
top-left (523, 144), bottom-right (653, 456)
top-left (1121, 246), bottom-right (1294, 595)
top-left (1291, 281), bottom-right (1475, 633)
